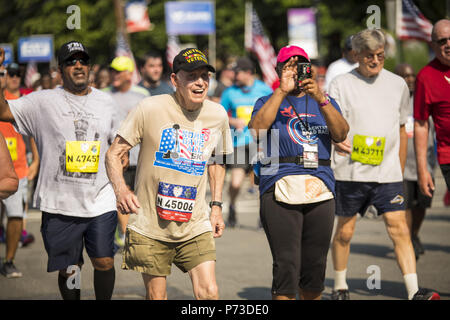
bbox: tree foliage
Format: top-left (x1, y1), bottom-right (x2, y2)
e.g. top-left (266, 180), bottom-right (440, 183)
top-left (0, 0), bottom-right (447, 69)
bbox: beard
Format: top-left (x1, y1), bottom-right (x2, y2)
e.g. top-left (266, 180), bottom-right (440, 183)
top-left (62, 72), bottom-right (89, 93)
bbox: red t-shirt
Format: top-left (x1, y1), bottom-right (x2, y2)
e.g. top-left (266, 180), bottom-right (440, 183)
top-left (414, 58), bottom-right (450, 165)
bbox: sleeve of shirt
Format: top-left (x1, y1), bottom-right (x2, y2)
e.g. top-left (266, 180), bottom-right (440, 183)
top-left (251, 95), bottom-right (268, 120)
top-left (116, 101), bottom-right (145, 148)
top-left (219, 116), bottom-right (233, 155)
top-left (399, 82), bottom-right (410, 126)
top-left (413, 73), bottom-right (430, 121)
top-left (8, 92), bottom-right (40, 138)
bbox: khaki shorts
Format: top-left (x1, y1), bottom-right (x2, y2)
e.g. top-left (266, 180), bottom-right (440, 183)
top-left (122, 229), bottom-right (216, 276)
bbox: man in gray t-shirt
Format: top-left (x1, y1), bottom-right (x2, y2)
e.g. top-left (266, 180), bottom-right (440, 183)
top-left (0, 41), bottom-right (119, 300)
top-left (328, 29), bottom-right (440, 300)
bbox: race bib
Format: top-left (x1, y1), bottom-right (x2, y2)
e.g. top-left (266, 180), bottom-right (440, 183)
top-left (351, 134), bottom-right (385, 166)
top-left (236, 106), bottom-right (253, 126)
top-left (156, 182), bottom-right (197, 222)
top-left (5, 137), bottom-right (17, 161)
top-left (65, 141), bottom-right (100, 173)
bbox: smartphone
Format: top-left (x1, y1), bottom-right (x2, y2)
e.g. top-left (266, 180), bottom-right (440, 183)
top-left (297, 62), bottom-right (312, 90)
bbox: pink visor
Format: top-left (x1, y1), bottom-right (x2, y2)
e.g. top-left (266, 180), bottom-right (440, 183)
top-left (276, 45), bottom-right (310, 63)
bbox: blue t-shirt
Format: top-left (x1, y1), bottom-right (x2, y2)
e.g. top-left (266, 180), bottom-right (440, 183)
top-left (251, 94), bottom-right (342, 196)
top-left (221, 79), bottom-right (272, 147)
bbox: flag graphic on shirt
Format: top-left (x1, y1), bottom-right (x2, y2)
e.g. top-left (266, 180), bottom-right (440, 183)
top-left (396, 0), bottom-right (432, 42)
top-left (245, 3), bottom-right (278, 87)
top-left (154, 126), bottom-right (208, 176)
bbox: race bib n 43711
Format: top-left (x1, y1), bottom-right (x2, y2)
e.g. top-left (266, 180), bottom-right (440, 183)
top-left (351, 134), bottom-right (385, 166)
top-left (65, 141), bottom-right (100, 173)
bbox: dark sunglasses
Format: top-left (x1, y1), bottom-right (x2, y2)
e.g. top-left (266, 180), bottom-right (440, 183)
top-left (0, 70), bottom-right (6, 77)
top-left (435, 37), bottom-right (450, 46)
top-left (64, 58), bottom-right (89, 66)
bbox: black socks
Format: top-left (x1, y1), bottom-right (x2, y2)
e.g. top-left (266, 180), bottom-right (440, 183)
top-left (58, 272), bottom-right (80, 300)
top-left (94, 267), bottom-right (115, 300)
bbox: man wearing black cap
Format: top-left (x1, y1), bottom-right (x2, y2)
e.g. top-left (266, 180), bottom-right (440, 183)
top-left (220, 57), bottom-right (272, 227)
top-left (106, 48), bottom-right (233, 300)
top-left (0, 42), bottom-right (120, 300)
top-left (324, 35), bottom-right (358, 92)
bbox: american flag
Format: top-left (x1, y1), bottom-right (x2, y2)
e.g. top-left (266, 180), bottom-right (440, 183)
top-left (115, 31), bottom-right (141, 84)
top-left (166, 35), bottom-right (181, 70)
top-left (245, 5), bottom-right (278, 87)
top-left (396, 0), bottom-right (433, 42)
top-left (24, 61), bottom-right (38, 89)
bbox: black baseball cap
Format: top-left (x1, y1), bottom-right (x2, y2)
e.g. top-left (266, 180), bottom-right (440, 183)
top-left (172, 48), bottom-right (215, 74)
top-left (57, 41), bottom-right (90, 65)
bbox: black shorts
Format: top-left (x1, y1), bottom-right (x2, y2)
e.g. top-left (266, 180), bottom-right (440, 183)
top-left (41, 211), bottom-right (117, 272)
top-left (260, 188), bottom-right (335, 295)
top-left (403, 180), bottom-right (433, 209)
top-left (225, 144), bottom-right (256, 173)
top-left (335, 181), bottom-right (405, 217)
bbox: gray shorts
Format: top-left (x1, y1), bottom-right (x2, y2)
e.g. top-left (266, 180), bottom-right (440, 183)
top-left (2, 177), bottom-right (28, 218)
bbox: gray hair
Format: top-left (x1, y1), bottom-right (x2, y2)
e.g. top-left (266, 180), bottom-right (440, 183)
top-left (351, 29), bottom-right (385, 54)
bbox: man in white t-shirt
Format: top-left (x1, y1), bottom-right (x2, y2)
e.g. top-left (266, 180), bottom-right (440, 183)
top-left (324, 35), bottom-right (358, 92)
top-left (0, 42), bottom-right (120, 300)
top-left (328, 29), bottom-right (440, 300)
top-left (106, 48), bottom-right (233, 300)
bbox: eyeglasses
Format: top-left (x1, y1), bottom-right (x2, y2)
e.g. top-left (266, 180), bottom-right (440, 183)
top-left (64, 58), bottom-right (89, 66)
top-left (364, 52), bottom-right (385, 62)
top-left (434, 37), bottom-right (450, 46)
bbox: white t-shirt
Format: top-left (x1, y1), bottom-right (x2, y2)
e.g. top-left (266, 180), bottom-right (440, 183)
top-left (329, 68), bottom-right (410, 183)
top-left (324, 57), bottom-right (358, 92)
top-left (9, 87), bottom-right (119, 217)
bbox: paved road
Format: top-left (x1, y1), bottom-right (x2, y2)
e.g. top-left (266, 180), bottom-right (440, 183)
top-left (1, 169), bottom-right (449, 300)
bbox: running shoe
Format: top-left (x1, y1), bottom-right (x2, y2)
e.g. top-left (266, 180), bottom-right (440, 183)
top-left (331, 289), bottom-right (350, 300)
top-left (19, 230), bottom-right (35, 248)
top-left (0, 260), bottom-right (23, 278)
top-left (412, 288), bottom-right (440, 300)
top-left (226, 205), bottom-right (237, 228)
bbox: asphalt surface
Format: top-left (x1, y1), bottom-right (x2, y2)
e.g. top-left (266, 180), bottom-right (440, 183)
top-left (0, 169), bottom-right (449, 300)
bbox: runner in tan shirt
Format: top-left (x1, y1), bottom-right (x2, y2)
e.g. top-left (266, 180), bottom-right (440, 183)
top-left (106, 48), bottom-right (233, 300)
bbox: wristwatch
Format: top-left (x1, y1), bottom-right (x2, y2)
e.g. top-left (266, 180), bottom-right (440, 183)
top-left (318, 94), bottom-right (330, 107)
top-left (209, 201), bottom-right (223, 209)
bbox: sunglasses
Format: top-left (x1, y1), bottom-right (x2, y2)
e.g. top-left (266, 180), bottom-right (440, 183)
top-left (64, 58), bottom-right (90, 66)
top-left (0, 70), bottom-right (6, 77)
top-left (434, 37), bottom-right (450, 46)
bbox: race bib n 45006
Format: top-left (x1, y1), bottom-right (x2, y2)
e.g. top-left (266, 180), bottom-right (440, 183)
top-left (351, 134), bottom-right (385, 166)
top-left (156, 182), bottom-right (197, 223)
top-left (65, 141), bottom-right (100, 173)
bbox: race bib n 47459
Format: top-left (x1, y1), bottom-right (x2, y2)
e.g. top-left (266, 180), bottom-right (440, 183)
top-left (65, 141), bottom-right (100, 173)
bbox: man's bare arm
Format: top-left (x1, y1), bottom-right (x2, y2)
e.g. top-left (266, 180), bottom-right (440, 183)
top-left (207, 163), bottom-right (226, 238)
top-left (105, 135), bottom-right (140, 214)
top-left (414, 119), bottom-right (434, 197)
top-left (399, 124), bottom-right (408, 174)
top-left (0, 132), bottom-right (18, 199)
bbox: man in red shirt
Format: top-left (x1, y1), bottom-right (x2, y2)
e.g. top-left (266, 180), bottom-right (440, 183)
top-left (414, 19), bottom-right (450, 195)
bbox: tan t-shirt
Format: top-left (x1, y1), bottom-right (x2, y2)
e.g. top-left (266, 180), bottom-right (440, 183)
top-left (118, 94), bottom-right (233, 242)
